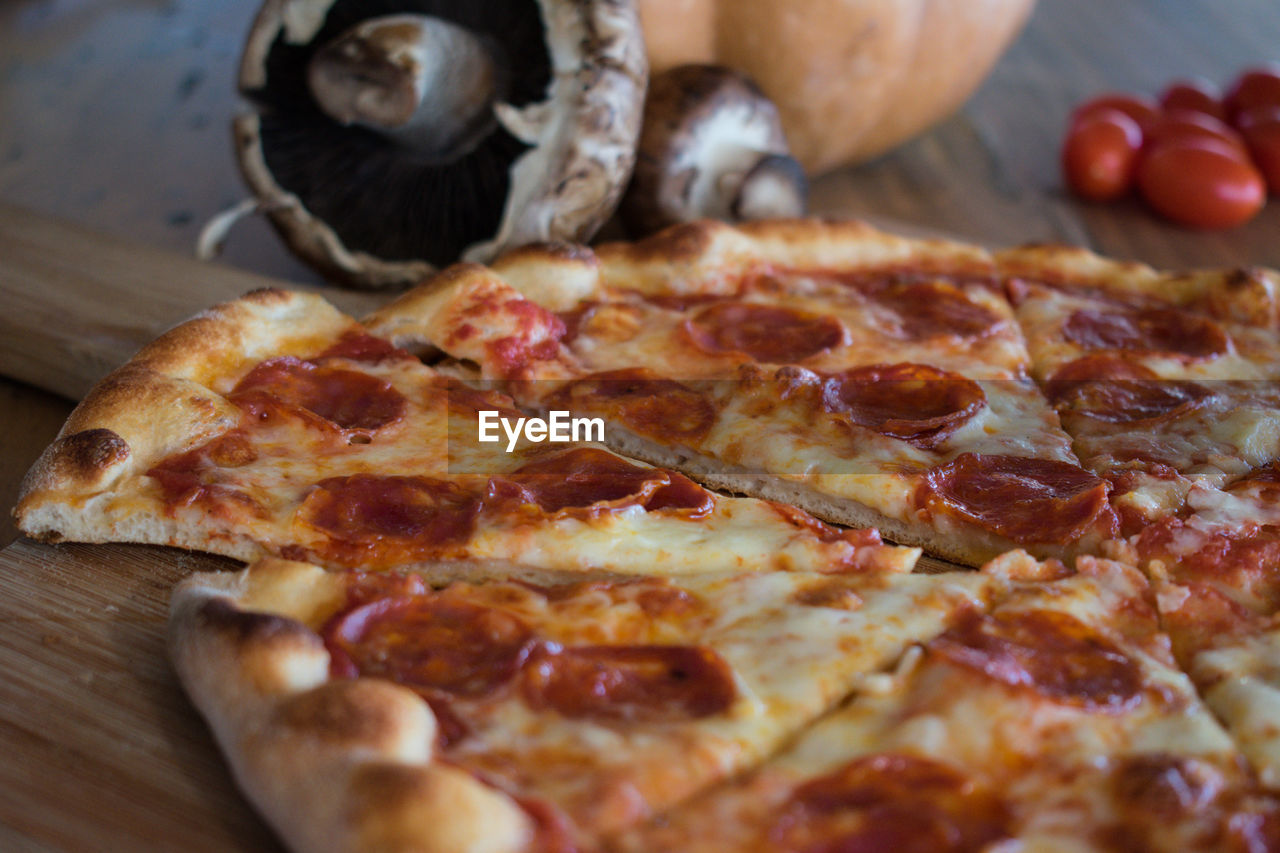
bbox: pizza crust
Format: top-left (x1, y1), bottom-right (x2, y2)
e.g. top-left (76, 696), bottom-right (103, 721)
top-left (15, 289), bottom-right (359, 547)
top-left (593, 218), bottom-right (994, 297)
top-left (366, 219), bottom-right (997, 347)
top-left (998, 243), bottom-right (1280, 330)
top-left (169, 561), bottom-right (534, 853)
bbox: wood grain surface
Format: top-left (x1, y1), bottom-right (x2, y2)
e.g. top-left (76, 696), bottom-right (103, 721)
top-left (0, 203), bottom-right (383, 401)
top-left (3, 0), bottom-right (1280, 849)
top-left (0, 540), bottom-right (282, 852)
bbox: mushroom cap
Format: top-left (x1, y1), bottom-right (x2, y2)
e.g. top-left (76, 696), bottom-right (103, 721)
top-left (621, 64), bottom-right (797, 235)
top-left (236, 0), bottom-right (647, 290)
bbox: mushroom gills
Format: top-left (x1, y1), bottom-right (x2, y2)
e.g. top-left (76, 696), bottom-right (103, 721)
top-left (307, 13), bottom-right (510, 161)
top-left (236, 0), bottom-right (645, 287)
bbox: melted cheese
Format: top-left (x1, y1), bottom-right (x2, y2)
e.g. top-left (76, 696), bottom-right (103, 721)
top-left (1014, 280), bottom-right (1280, 527)
top-left (400, 263), bottom-right (1106, 564)
top-left (1194, 629), bottom-right (1280, 788)
top-left (270, 563), bottom-right (1001, 835)
top-left (618, 561), bottom-right (1254, 852)
top-left (115, 351), bottom-right (917, 577)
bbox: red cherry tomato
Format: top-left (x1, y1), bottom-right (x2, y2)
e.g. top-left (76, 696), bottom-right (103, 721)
top-left (1137, 138), bottom-right (1266, 229)
top-left (1236, 105), bottom-right (1280, 132)
top-left (1159, 79), bottom-right (1227, 122)
top-left (1240, 112), bottom-right (1280, 194)
top-left (1070, 93), bottom-right (1161, 134)
top-left (1062, 109), bottom-right (1144, 201)
top-left (1224, 64), bottom-right (1280, 122)
top-left (1145, 109), bottom-right (1250, 160)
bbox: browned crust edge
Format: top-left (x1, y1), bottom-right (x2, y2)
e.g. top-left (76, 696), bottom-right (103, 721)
top-left (996, 243), bottom-right (1280, 330)
top-left (366, 218), bottom-right (999, 334)
top-left (168, 560), bottom-right (534, 853)
top-left (14, 289), bottom-right (355, 545)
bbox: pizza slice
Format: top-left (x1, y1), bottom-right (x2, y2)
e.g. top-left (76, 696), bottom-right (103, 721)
top-left (168, 555), bottom-right (1001, 850)
top-left (999, 244), bottom-right (1280, 536)
top-left (613, 552), bottom-right (1280, 852)
top-left (1116, 462), bottom-right (1280, 790)
top-left (994, 245), bottom-right (1280, 801)
top-left (1151, 566), bottom-right (1280, 793)
top-left (15, 288), bottom-right (919, 579)
top-left (365, 220), bottom-right (1118, 568)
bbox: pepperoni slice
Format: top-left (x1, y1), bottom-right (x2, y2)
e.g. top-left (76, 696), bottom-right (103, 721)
top-left (918, 453), bottom-right (1114, 545)
top-left (232, 356), bottom-right (406, 431)
top-left (147, 430), bottom-right (265, 516)
top-left (1227, 462), bottom-right (1280, 502)
top-left (822, 363), bottom-right (986, 447)
top-left (338, 571), bottom-right (430, 610)
top-left (1047, 356), bottom-right (1211, 423)
top-left (771, 754), bottom-right (1011, 853)
top-left (298, 475), bottom-right (481, 558)
top-left (870, 280), bottom-right (1002, 341)
top-left (314, 330), bottom-right (416, 364)
top-left (522, 644), bottom-right (737, 722)
top-left (1111, 755), bottom-right (1224, 817)
top-left (930, 609), bottom-right (1143, 712)
top-left (323, 594), bottom-right (536, 697)
top-left (1044, 353), bottom-right (1157, 392)
top-left (1062, 306), bottom-right (1229, 360)
top-left (683, 302), bottom-right (844, 363)
top-left (546, 369), bottom-right (717, 445)
top-left (491, 447), bottom-right (714, 518)
top-left (1068, 380), bottom-right (1209, 424)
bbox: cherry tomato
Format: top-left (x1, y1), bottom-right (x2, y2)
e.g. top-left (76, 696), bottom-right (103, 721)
top-left (1144, 109), bottom-right (1250, 161)
top-left (1137, 138), bottom-right (1266, 229)
top-left (1239, 112), bottom-right (1280, 193)
top-left (1159, 79), bottom-right (1227, 122)
top-left (1070, 93), bottom-right (1160, 134)
top-left (1235, 104), bottom-right (1280, 132)
top-left (1224, 64), bottom-right (1280, 122)
top-left (1062, 109), bottom-right (1143, 201)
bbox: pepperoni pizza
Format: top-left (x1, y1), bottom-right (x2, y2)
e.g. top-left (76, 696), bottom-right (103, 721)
top-left (997, 243), bottom-right (1280, 792)
top-left (169, 556), bottom-right (999, 851)
top-left (616, 554), bottom-right (1280, 852)
top-left (365, 223), bottom-right (1119, 568)
top-left (15, 288), bottom-right (918, 580)
top-left (14, 218), bottom-right (1280, 852)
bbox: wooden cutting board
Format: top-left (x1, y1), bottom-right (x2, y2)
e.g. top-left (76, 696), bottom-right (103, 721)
top-left (0, 205), bottom-right (376, 850)
top-left (0, 202), bottom-right (385, 400)
top-left (0, 540), bottom-right (283, 851)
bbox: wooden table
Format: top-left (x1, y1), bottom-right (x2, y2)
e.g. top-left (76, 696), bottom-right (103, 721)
top-left (1, 0), bottom-right (1278, 848)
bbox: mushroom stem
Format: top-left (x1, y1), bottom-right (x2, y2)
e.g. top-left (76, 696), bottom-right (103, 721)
top-left (727, 153), bottom-right (808, 221)
top-left (307, 14), bottom-right (507, 160)
top-left (621, 65), bottom-right (809, 235)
